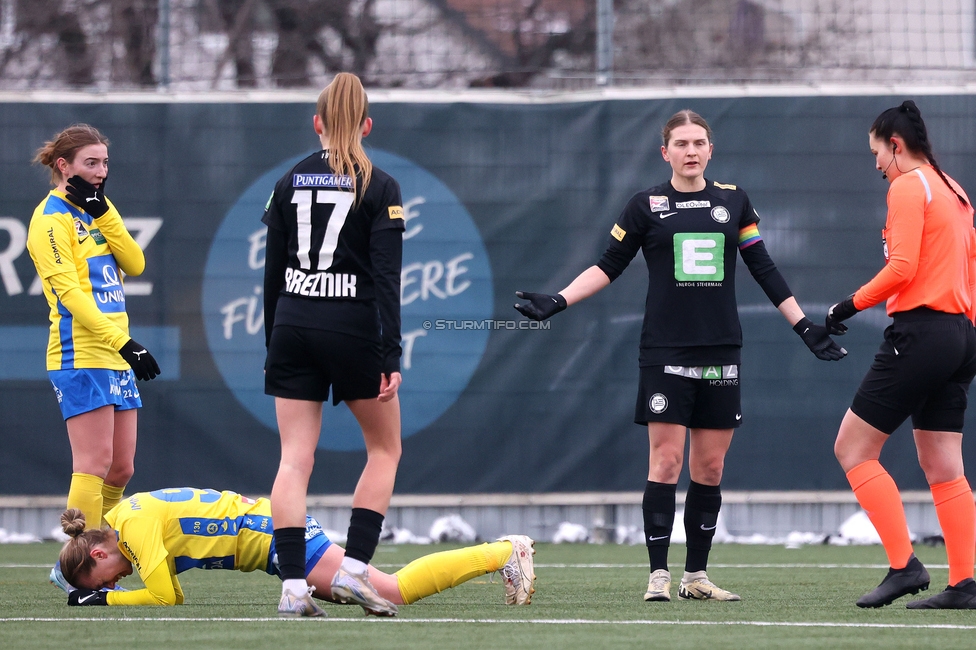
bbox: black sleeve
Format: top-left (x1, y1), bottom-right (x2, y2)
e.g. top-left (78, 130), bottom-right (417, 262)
top-left (739, 239), bottom-right (793, 307)
top-left (370, 227), bottom-right (403, 374)
top-left (263, 223), bottom-right (288, 348)
top-left (595, 195), bottom-right (646, 282)
top-left (370, 176), bottom-right (406, 234)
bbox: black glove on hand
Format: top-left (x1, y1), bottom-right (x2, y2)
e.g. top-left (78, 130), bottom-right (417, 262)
top-left (514, 291), bottom-right (567, 321)
top-left (68, 589), bottom-right (108, 606)
top-left (119, 339), bottom-right (161, 381)
top-left (793, 317), bottom-right (847, 361)
top-left (826, 295), bottom-right (859, 335)
top-left (65, 175), bottom-right (109, 218)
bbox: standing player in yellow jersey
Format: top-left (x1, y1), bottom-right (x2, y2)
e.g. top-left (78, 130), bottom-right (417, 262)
top-left (27, 124), bottom-right (160, 591)
top-left (55, 487), bottom-right (536, 615)
top-left (827, 101), bottom-right (976, 610)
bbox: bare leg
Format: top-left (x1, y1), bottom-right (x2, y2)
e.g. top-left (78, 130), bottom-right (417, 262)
top-left (345, 395), bottom-right (402, 514)
top-left (66, 405), bottom-right (116, 477)
top-left (270, 397), bottom-right (322, 529)
top-left (104, 409), bottom-right (137, 487)
top-left (687, 428), bottom-right (733, 486)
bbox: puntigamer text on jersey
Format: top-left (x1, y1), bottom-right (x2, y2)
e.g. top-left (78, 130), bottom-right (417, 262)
top-left (292, 173), bottom-right (354, 189)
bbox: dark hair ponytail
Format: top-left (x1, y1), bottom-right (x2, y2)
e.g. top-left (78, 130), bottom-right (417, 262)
top-left (870, 100), bottom-right (968, 206)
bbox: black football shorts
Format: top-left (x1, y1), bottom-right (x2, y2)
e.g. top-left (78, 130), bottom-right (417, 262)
top-left (635, 364), bottom-right (742, 429)
top-left (852, 308), bottom-right (976, 434)
top-left (265, 325), bottom-right (382, 405)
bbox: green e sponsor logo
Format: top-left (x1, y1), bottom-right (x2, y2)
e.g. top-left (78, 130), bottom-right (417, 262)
top-left (673, 233), bottom-right (724, 281)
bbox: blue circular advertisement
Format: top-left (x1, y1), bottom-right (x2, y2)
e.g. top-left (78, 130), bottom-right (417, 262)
top-left (202, 149), bottom-right (492, 450)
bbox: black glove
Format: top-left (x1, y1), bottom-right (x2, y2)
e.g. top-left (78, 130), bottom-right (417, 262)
top-left (793, 317), bottom-right (847, 361)
top-left (826, 295), bottom-right (859, 335)
top-left (514, 291), bottom-right (567, 321)
top-left (68, 589), bottom-right (108, 606)
top-left (119, 338), bottom-right (161, 381)
top-left (65, 175), bottom-right (109, 218)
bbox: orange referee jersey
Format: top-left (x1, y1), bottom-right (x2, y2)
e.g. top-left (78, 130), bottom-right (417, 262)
top-left (853, 165), bottom-right (976, 321)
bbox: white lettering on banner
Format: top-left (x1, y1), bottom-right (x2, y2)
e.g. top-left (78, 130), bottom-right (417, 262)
top-left (0, 217), bottom-right (27, 296)
top-left (401, 253), bottom-right (473, 305)
top-left (120, 218), bottom-right (162, 296)
top-left (402, 196), bottom-right (425, 240)
top-left (248, 228), bottom-right (266, 270)
top-left (0, 216), bottom-right (163, 297)
top-left (401, 328), bottom-right (427, 370)
top-left (220, 286), bottom-right (264, 340)
top-left (681, 239), bottom-right (717, 275)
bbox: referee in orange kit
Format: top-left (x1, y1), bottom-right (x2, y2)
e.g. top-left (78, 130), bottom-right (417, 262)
top-left (827, 100), bottom-right (976, 609)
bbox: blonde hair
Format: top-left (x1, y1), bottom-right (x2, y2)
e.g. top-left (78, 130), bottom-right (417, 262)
top-left (57, 509), bottom-right (115, 587)
top-left (33, 124), bottom-right (110, 186)
top-left (316, 73), bottom-right (372, 200)
top-left (661, 110), bottom-right (713, 146)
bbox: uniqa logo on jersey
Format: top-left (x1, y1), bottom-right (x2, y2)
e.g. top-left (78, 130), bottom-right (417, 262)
top-left (202, 150), bottom-right (492, 451)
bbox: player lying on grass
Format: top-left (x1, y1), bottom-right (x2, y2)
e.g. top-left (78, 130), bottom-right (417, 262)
top-left (56, 487), bottom-right (535, 617)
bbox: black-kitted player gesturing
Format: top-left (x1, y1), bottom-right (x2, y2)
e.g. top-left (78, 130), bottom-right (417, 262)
top-left (516, 110), bottom-right (844, 603)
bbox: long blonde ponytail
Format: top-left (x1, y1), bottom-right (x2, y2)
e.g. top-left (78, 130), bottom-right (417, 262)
top-left (316, 73), bottom-right (372, 201)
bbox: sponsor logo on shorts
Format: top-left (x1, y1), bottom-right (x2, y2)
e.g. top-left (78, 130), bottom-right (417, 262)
top-left (710, 206), bottom-right (731, 223)
top-left (676, 200), bottom-right (711, 209)
top-left (709, 379), bottom-right (738, 386)
top-left (649, 393), bottom-right (668, 413)
top-left (665, 365), bottom-right (738, 380)
top-left (649, 196), bottom-right (670, 212)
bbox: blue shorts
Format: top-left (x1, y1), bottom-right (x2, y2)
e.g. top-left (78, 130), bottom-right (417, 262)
top-left (48, 368), bottom-right (142, 420)
top-left (267, 515), bottom-right (333, 578)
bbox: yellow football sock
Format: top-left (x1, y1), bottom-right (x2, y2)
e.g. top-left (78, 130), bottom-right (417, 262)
top-left (67, 473), bottom-right (104, 530)
top-left (101, 483), bottom-right (126, 522)
top-left (395, 541), bottom-right (513, 604)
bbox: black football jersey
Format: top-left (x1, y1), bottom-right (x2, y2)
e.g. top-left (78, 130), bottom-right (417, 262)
top-left (262, 150), bottom-right (405, 369)
top-left (597, 179), bottom-right (761, 366)
top-left (262, 150), bottom-right (404, 301)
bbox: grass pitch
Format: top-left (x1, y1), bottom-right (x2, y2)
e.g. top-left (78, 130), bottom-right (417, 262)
top-left (2, 542), bottom-right (976, 649)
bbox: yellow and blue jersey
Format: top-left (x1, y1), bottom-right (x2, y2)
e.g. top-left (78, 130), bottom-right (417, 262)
top-left (26, 190), bottom-right (141, 370)
top-left (102, 487), bottom-right (331, 605)
top-left (104, 488), bottom-right (274, 580)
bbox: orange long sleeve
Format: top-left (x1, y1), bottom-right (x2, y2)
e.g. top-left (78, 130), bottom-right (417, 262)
top-left (853, 166), bottom-right (976, 318)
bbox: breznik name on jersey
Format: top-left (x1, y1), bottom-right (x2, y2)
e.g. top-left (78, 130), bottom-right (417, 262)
top-left (283, 267), bottom-right (357, 297)
top-left (285, 172), bottom-right (359, 298)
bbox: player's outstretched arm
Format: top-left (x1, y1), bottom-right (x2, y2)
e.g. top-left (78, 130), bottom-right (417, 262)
top-left (777, 296), bottom-right (847, 361)
top-left (514, 266), bottom-right (610, 320)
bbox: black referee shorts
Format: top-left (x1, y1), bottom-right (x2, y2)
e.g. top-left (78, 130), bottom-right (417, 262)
top-left (265, 325), bottom-right (381, 405)
top-left (852, 308), bottom-right (976, 434)
top-left (635, 365), bottom-right (742, 429)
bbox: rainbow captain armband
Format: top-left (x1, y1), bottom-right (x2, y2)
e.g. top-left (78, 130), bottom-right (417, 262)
top-left (737, 223), bottom-right (762, 249)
